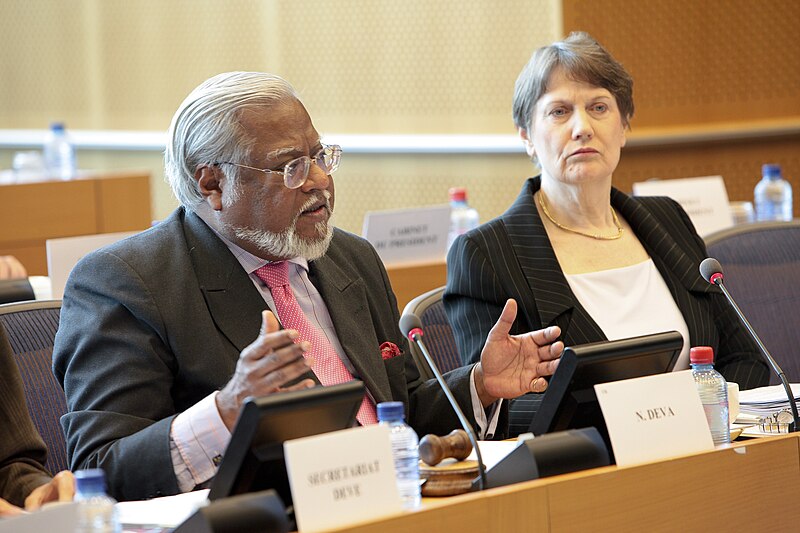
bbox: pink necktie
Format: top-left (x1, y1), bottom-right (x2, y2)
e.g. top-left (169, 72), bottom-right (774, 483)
top-left (255, 261), bottom-right (378, 425)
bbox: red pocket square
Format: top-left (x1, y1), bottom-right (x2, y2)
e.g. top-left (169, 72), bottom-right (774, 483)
top-left (380, 341), bottom-right (402, 360)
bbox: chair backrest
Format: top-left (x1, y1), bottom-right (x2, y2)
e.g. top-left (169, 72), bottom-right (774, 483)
top-left (0, 299), bottom-right (66, 475)
top-left (401, 286), bottom-right (461, 380)
top-left (704, 220), bottom-right (800, 384)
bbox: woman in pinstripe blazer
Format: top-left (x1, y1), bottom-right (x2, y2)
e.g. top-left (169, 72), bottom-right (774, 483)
top-left (444, 33), bottom-right (768, 435)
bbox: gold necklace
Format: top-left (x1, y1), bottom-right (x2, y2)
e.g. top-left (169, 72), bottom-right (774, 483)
top-left (538, 191), bottom-right (624, 240)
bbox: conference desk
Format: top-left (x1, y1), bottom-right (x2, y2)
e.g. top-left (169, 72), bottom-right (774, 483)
top-left (385, 260), bottom-right (447, 311)
top-left (327, 434), bottom-right (800, 532)
top-left (0, 170), bottom-right (152, 276)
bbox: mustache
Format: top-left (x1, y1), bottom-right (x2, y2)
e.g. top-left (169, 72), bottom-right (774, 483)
top-left (297, 190), bottom-right (333, 215)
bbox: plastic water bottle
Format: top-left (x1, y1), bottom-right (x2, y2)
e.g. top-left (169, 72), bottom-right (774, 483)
top-left (754, 163), bottom-right (792, 221)
top-left (447, 187), bottom-right (480, 250)
top-left (377, 401), bottom-right (421, 510)
top-left (43, 122), bottom-right (76, 180)
top-left (690, 346), bottom-right (730, 446)
top-left (75, 469), bottom-right (121, 533)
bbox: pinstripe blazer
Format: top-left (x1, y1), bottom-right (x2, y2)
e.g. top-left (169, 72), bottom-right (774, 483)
top-left (445, 177), bottom-right (769, 394)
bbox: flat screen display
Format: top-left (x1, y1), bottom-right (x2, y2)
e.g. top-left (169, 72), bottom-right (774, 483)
top-left (529, 330), bottom-right (683, 454)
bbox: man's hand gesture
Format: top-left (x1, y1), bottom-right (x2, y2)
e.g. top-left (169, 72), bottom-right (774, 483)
top-left (475, 299), bottom-right (562, 407)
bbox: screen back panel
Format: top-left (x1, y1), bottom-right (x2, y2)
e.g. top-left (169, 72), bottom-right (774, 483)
top-left (529, 331), bottom-right (683, 442)
top-left (208, 381), bottom-right (364, 503)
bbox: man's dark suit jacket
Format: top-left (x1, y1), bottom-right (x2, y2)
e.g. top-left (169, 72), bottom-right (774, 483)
top-left (0, 324), bottom-right (51, 507)
top-left (53, 208), bottom-right (479, 502)
top-left (445, 177), bottom-right (769, 433)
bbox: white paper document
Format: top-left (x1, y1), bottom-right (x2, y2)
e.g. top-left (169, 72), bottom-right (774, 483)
top-left (115, 488), bottom-right (210, 528)
top-left (0, 502), bottom-right (77, 533)
top-left (466, 440), bottom-right (520, 470)
top-left (738, 383), bottom-right (800, 415)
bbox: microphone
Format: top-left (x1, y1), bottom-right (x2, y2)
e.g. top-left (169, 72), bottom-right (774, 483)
top-left (699, 257), bottom-right (799, 432)
top-left (399, 313), bottom-right (487, 491)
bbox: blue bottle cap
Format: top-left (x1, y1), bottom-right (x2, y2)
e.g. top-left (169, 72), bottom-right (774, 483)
top-left (377, 401), bottom-right (405, 422)
top-left (49, 122), bottom-right (65, 132)
top-left (75, 468), bottom-right (107, 493)
top-left (762, 164), bottom-right (782, 178)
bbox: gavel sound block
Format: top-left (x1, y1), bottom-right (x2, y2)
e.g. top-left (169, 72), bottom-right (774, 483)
top-left (418, 430), bottom-right (480, 497)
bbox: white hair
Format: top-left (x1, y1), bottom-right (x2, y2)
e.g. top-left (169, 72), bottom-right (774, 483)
top-left (164, 72), bottom-right (299, 208)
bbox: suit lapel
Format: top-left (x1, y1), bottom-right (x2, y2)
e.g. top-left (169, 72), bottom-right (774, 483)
top-left (612, 191), bottom-right (708, 291)
top-left (613, 191), bottom-right (714, 345)
top-left (308, 247), bottom-right (392, 404)
top-left (183, 211), bottom-right (267, 352)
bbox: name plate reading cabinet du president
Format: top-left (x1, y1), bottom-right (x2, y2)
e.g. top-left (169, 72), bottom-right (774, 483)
top-left (595, 370), bottom-right (716, 467)
top-left (362, 204), bottom-right (450, 266)
top-left (284, 425), bottom-right (402, 532)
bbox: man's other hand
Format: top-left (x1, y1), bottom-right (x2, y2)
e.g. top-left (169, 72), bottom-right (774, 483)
top-left (24, 470), bottom-right (75, 511)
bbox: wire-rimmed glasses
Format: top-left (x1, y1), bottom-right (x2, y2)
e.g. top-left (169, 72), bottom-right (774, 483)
top-left (215, 144), bottom-right (341, 189)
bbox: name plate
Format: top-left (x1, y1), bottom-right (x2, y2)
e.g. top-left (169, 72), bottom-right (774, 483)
top-left (284, 425), bottom-right (402, 532)
top-left (595, 370), bottom-right (715, 467)
top-left (632, 175), bottom-right (733, 237)
top-left (362, 204), bottom-right (450, 266)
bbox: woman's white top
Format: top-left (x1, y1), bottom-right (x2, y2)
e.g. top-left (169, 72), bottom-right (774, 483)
top-left (564, 259), bottom-right (690, 371)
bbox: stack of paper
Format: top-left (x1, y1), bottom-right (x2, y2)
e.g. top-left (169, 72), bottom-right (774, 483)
top-left (737, 383), bottom-right (800, 418)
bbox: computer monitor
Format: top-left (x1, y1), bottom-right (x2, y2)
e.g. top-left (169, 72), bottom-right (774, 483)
top-left (529, 330), bottom-right (683, 454)
top-left (208, 381), bottom-right (365, 505)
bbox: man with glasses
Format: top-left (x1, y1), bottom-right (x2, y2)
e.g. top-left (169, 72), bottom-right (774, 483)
top-left (53, 72), bottom-right (562, 502)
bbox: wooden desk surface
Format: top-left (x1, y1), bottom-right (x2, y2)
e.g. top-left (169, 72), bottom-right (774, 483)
top-left (328, 434), bottom-right (800, 532)
top-left (0, 170), bottom-right (152, 275)
top-left (385, 260), bottom-right (447, 312)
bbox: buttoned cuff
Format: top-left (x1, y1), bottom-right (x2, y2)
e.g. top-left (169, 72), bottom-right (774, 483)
top-left (170, 391), bottom-right (231, 492)
top-left (470, 365), bottom-right (503, 439)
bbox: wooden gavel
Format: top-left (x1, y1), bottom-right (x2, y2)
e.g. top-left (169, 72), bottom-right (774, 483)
top-left (418, 429), bottom-right (473, 466)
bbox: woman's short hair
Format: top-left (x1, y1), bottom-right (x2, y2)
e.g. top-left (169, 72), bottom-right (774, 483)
top-left (164, 71), bottom-right (299, 208)
top-left (512, 32), bottom-right (634, 132)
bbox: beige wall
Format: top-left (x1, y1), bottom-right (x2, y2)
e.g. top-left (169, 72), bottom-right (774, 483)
top-left (3, 1), bottom-right (799, 235)
top-left (1, 0), bottom-right (560, 233)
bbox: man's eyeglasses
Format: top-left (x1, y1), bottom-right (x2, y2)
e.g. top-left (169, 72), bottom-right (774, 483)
top-left (214, 144), bottom-right (342, 189)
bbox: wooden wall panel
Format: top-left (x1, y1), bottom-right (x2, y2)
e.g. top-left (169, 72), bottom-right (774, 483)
top-left (563, 0), bottom-right (800, 128)
top-left (563, 1), bottom-right (800, 204)
top-left (616, 133), bottom-right (800, 201)
top-left (0, 171), bottom-right (152, 275)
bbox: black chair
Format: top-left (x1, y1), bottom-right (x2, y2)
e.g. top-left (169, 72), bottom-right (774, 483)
top-left (401, 286), bottom-right (462, 380)
top-left (704, 220), bottom-right (800, 384)
top-left (0, 299), bottom-right (67, 475)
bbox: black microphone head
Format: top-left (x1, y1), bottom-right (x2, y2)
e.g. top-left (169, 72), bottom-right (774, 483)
top-left (699, 257), bottom-right (724, 284)
top-left (399, 313), bottom-right (423, 339)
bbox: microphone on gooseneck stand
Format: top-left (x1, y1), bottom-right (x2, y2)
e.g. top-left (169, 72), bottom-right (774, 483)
top-left (699, 257), bottom-right (800, 432)
top-left (399, 313), bottom-right (487, 491)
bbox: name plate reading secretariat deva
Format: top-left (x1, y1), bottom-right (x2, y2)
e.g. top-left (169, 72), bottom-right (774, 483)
top-left (284, 425), bottom-right (402, 532)
top-left (595, 370), bottom-right (716, 467)
top-left (362, 204), bottom-right (450, 266)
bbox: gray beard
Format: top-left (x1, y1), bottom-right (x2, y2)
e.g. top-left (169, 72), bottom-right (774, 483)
top-left (227, 191), bottom-right (335, 261)
top-left (231, 218), bottom-right (334, 261)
